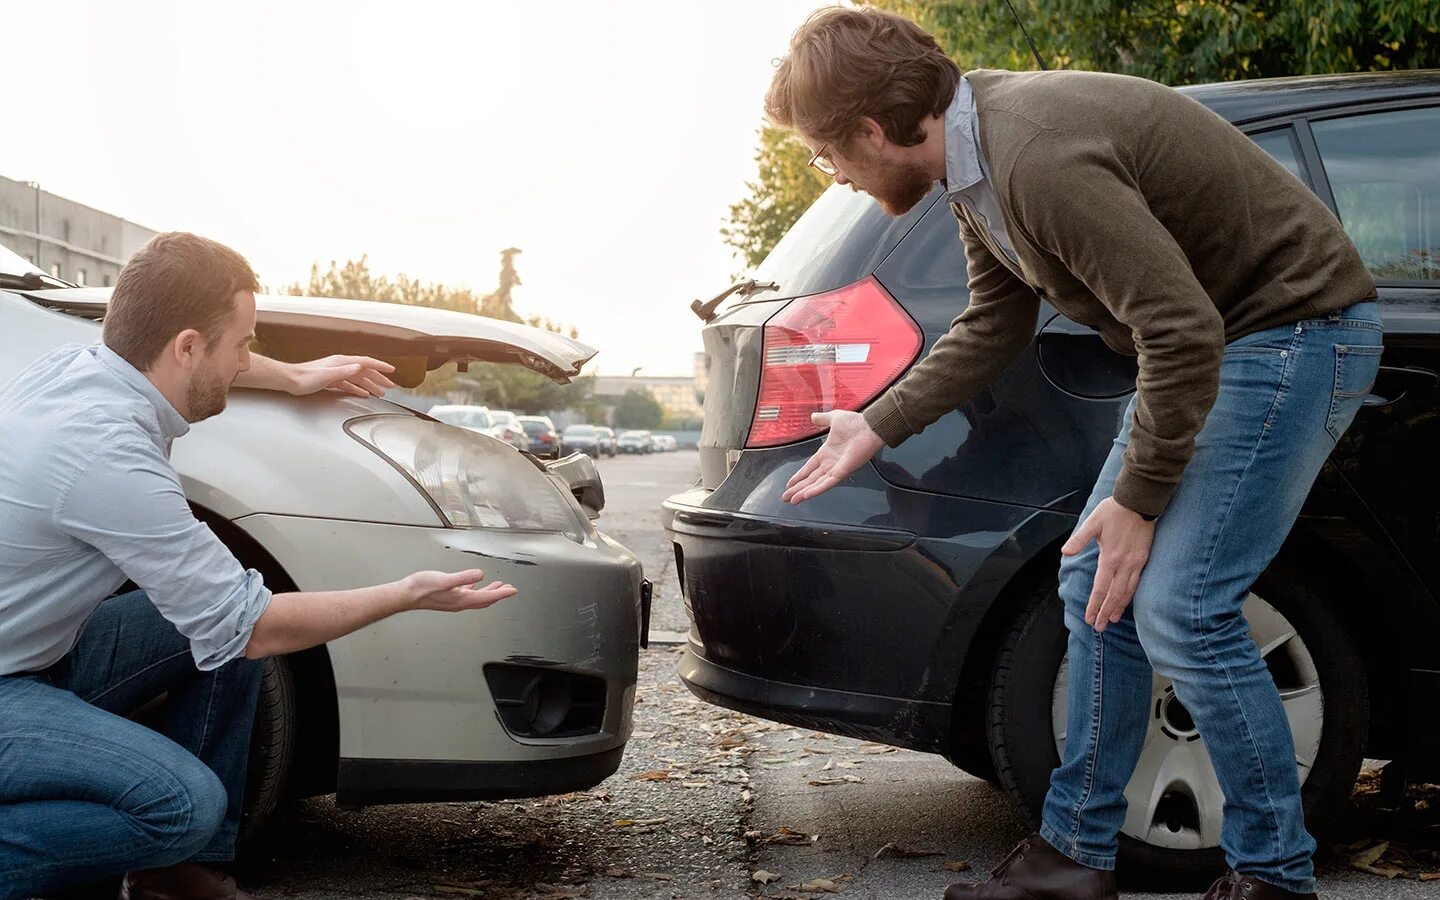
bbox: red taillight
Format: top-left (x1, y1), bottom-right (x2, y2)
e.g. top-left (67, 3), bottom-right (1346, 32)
top-left (540, 434), bottom-right (555, 443)
top-left (746, 276), bottom-right (922, 449)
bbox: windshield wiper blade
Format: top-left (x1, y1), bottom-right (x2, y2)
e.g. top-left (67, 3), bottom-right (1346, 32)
top-left (0, 271), bottom-right (76, 291)
top-left (690, 279), bottom-right (780, 322)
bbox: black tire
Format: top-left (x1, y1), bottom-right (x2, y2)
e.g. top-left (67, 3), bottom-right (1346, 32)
top-left (238, 655), bottom-right (297, 849)
top-left (987, 555), bottom-right (1368, 891)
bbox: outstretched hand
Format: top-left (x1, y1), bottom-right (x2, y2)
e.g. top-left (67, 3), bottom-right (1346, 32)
top-left (289, 355), bottom-right (397, 398)
top-left (405, 569), bottom-right (518, 612)
top-left (781, 410), bottom-right (886, 505)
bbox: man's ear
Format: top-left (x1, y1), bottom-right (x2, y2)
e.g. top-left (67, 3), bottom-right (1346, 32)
top-left (170, 328), bottom-right (205, 369)
top-left (852, 116), bottom-right (888, 152)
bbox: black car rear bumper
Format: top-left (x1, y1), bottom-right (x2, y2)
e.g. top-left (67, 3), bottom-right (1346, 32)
top-left (664, 472), bottom-right (1073, 754)
top-left (678, 645), bottom-right (952, 751)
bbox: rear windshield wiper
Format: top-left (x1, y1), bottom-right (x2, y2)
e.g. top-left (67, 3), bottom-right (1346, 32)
top-left (0, 271), bottom-right (76, 291)
top-left (690, 279), bottom-right (780, 323)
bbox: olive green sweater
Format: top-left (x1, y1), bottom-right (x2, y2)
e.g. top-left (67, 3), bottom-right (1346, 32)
top-left (862, 69), bottom-right (1376, 518)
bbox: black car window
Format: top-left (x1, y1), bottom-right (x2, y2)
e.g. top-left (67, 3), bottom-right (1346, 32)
top-left (1312, 106), bottom-right (1439, 281)
top-left (751, 183), bottom-right (939, 298)
top-left (1249, 127), bottom-right (1311, 189)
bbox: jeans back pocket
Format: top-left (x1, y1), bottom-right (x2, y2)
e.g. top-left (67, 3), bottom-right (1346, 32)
top-left (1327, 344), bottom-right (1382, 441)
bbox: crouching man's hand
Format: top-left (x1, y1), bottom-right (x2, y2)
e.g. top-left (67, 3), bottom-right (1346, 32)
top-left (234, 353), bottom-right (397, 397)
top-left (287, 354), bottom-right (397, 398)
top-left (244, 568), bottom-right (517, 659)
top-left (405, 569), bottom-right (518, 612)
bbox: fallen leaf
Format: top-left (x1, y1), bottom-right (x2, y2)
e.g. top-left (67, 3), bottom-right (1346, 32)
top-left (943, 861), bottom-right (972, 873)
top-left (752, 869), bottom-right (781, 884)
top-left (535, 883), bottom-right (588, 897)
top-left (433, 887), bottom-right (485, 897)
top-left (613, 817), bottom-right (669, 827)
top-left (1350, 842), bottom-right (1390, 868)
top-left (682, 781), bottom-right (710, 788)
top-left (794, 878), bottom-right (841, 893)
top-left (633, 770), bottom-right (678, 782)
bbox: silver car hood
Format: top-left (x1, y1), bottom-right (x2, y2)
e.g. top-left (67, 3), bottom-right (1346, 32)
top-left (22, 287), bottom-right (597, 385)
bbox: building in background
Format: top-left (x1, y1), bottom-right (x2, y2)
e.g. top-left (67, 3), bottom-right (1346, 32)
top-left (591, 374), bottom-right (703, 422)
top-left (0, 175), bottom-right (156, 286)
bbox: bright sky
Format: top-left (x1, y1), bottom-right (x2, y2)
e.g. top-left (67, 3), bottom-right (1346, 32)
top-left (4, 0), bottom-right (826, 376)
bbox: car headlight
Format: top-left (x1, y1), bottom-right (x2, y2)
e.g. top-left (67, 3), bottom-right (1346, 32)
top-left (347, 415), bottom-right (588, 542)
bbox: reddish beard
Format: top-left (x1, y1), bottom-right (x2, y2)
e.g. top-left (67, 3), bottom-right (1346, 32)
top-left (848, 153), bottom-right (934, 216)
top-left (867, 161), bottom-right (934, 216)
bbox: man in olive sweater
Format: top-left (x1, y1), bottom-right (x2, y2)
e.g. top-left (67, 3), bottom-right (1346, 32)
top-left (769, 9), bottom-right (1380, 900)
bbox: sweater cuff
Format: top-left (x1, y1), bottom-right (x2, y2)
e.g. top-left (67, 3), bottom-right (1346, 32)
top-left (862, 391), bottom-right (915, 448)
top-left (1111, 466), bottom-right (1176, 520)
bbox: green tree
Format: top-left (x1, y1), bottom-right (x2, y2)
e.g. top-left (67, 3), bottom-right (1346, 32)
top-left (724, 0), bottom-right (1440, 263)
top-left (721, 123), bottom-right (832, 271)
top-left (871, 0), bottom-right (1440, 83)
top-left (613, 388), bottom-right (663, 430)
top-left (283, 251), bottom-right (589, 410)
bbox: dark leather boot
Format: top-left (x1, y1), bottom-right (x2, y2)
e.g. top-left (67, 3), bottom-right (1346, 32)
top-left (118, 863), bottom-right (256, 900)
top-left (1203, 871), bottom-right (1318, 899)
top-left (943, 834), bottom-right (1117, 899)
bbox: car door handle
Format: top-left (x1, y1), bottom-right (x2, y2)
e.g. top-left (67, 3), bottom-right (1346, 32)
top-left (1363, 366), bottom-right (1437, 408)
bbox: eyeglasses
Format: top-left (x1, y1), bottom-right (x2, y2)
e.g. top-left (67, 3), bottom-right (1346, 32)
top-left (808, 143), bottom-right (838, 177)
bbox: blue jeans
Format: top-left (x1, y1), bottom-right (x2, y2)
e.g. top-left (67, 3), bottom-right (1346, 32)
top-left (1040, 302), bottom-right (1383, 893)
top-left (0, 591), bottom-right (263, 899)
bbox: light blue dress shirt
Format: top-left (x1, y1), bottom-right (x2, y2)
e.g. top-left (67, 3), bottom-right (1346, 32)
top-left (944, 76), bottom-right (1019, 264)
top-left (0, 343), bottom-right (271, 676)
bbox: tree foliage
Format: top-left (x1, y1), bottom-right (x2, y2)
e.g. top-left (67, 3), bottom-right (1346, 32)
top-left (721, 123), bottom-right (832, 271)
top-left (724, 0), bottom-right (1440, 264)
top-left (283, 250), bottom-right (591, 414)
top-left (871, 0), bottom-right (1440, 84)
top-left (614, 388), bottom-right (664, 430)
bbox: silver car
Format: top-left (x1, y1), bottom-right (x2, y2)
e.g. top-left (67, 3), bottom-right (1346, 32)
top-left (0, 247), bottom-right (650, 837)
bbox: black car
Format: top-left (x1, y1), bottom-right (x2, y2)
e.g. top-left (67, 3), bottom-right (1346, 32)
top-left (560, 424), bottom-right (603, 457)
top-left (664, 71), bottom-right (1440, 887)
top-left (518, 415), bottom-right (561, 459)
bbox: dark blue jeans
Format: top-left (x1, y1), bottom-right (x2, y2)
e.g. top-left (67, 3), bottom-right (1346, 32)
top-left (0, 591), bottom-right (263, 899)
top-left (1040, 302), bottom-right (1384, 893)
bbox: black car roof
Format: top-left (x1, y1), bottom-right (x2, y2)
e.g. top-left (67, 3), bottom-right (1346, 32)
top-left (1180, 69), bottom-right (1440, 124)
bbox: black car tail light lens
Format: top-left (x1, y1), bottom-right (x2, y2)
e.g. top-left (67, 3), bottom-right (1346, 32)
top-left (746, 276), bottom-right (923, 448)
top-left (484, 664), bottom-right (606, 738)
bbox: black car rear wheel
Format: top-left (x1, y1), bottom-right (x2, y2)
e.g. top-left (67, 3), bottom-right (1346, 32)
top-left (985, 555), bottom-right (1367, 890)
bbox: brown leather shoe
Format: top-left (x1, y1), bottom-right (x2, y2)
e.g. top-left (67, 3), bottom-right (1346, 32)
top-left (118, 863), bottom-right (255, 900)
top-left (1203, 871), bottom-right (1317, 899)
top-left (943, 835), bottom-right (1117, 899)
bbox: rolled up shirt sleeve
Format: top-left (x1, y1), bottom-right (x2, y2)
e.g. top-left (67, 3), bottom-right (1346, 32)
top-left (54, 438), bottom-right (272, 670)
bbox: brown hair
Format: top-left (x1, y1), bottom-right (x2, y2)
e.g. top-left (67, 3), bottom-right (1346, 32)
top-left (765, 6), bottom-right (960, 149)
top-left (104, 232), bottom-right (260, 370)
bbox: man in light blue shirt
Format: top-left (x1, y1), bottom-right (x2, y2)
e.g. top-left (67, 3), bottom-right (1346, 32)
top-left (0, 233), bottom-right (519, 900)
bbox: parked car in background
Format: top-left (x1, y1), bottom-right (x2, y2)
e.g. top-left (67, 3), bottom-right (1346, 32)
top-left (0, 247), bottom-right (650, 844)
top-left (488, 409), bottom-right (528, 451)
top-left (428, 403), bottom-right (494, 434)
top-left (595, 426), bottom-right (618, 458)
top-left (518, 415), bottom-right (560, 459)
top-left (665, 72), bottom-right (1440, 889)
top-left (617, 430), bottom-right (654, 454)
top-left (653, 434), bottom-right (678, 452)
top-left (561, 424), bottom-right (604, 457)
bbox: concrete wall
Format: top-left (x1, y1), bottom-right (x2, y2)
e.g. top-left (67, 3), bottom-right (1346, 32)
top-left (0, 175), bottom-right (156, 286)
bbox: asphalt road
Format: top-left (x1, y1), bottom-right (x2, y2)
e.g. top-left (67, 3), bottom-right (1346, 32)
top-left (232, 451), bottom-right (1437, 900)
